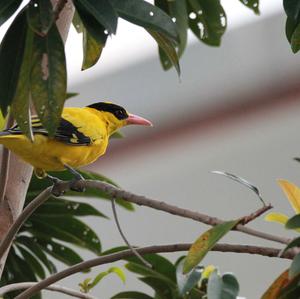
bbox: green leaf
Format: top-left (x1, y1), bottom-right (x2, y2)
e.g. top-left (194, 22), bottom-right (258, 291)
top-left (27, 0), bottom-right (54, 35)
top-left (0, 0), bottom-right (22, 27)
top-left (66, 92), bottom-right (79, 100)
top-left (221, 273), bottom-right (239, 299)
top-left (72, 10), bottom-right (84, 33)
top-left (90, 267), bottom-right (126, 288)
top-left (74, 2), bottom-right (108, 44)
top-left (110, 0), bottom-right (178, 43)
top-left (147, 29), bottom-right (180, 75)
top-left (74, 0), bottom-right (118, 34)
top-left (30, 22), bottom-right (67, 136)
top-left (29, 215), bottom-right (101, 254)
top-left (238, 0), bottom-right (259, 14)
top-left (82, 27), bottom-right (103, 70)
top-left (10, 14), bottom-right (34, 140)
top-left (34, 197), bottom-right (108, 218)
top-left (139, 276), bottom-right (173, 299)
top-left (17, 245), bottom-right (46, 279)
top-left (286, 17), bottom-right (297, 43)
top-left (291, 22), bottom-right (300, 53)
top-left (111, 130), bottom-right (124, 139)
top-left (207, 270), bottom-right (222, 299)
top-left (188, 0), bottom-right (226, 46)
top-left (0, 8), bottom-right (27, 115)
top-left (16, 235), bottom-right (57, 274)
top-left (155, 0), bottom-right (188, 57)
top-left (112, 291), bottom-right (153, 299)
top-left (281, 236), bottom-right (300, 255)
top-left (35, 238), bottom-right (85, 267)
top-left (289, 253), bottom-right (300, 279)
top-left (176, 259), bottom-right (203, 296)
top-left (283, 0), bottom-right (300, 22)
top-left (286, 214), bottom-right (300, 230)
top-left (183, 220), bottom-right (239, 274)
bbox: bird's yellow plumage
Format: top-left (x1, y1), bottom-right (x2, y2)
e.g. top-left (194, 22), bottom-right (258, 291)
top-left (0, 102), bottom-right (152, 179)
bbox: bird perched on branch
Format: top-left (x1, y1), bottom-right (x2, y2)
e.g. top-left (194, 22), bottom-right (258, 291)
top-left (0, 102), bottom-right (152, 184)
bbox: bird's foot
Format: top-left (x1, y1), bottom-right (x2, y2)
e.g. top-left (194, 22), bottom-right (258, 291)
top-left (70, 178), bottom-right (86, 193)
top-left (47, 175), bottom-right (65, 197)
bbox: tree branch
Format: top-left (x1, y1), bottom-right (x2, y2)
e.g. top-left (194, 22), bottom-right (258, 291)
top-left (15, 242), bottom-right (294, 299)
top-left (53, 0), bottom-right (69, 20)
top-left (0, 282), bottom-right (97, 299)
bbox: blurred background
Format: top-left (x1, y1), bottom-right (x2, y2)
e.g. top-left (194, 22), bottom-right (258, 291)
top-left (3, 0), bottom-right (300, 298)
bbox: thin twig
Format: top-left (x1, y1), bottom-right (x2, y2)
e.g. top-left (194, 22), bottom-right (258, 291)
top-left (53, 0), bottom-right (69, 20)
top-left (239, 204), bottom-right (273, 225)
top-left (15, 242), bottom-right (294, 299)
top-left (111, 197), bottom-right (152, 268)
top-left (0, 114), bottom-right (14, 204)
top-left (0, 282), bottom-right (97, 299)
top-left (0, 187), bottom-right (52, 260)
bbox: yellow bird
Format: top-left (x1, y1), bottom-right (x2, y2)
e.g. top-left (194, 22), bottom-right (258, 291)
top-left (0, 102), bottom-right (152, 183)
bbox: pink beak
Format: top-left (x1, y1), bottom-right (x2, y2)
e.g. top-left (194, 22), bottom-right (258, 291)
top-left (127, 114), bottom-right (153, 127)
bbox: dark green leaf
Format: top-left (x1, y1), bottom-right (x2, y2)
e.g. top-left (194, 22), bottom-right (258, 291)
top-left (74, 2), bottom-right (108, 44)
top-left (281, 236), bottom-right (300, 255)
top-left (286, 214), bottom-right (300, 229)
top-left (221, 273), bottom-right (239, 299)
top-left (29, 215), bottom-right (101, 254)
top-left (286, 17), bottom-right (297, 43)
top-left (66, 92), bottom-right (79, 99)
top-left (183, 220), bottom-right (239, 274)
top-left (74, 0), bottom-right (118, 34)
top-left (238, 0), bottom-right (259, 14)
top-left (283, 0), bottom-right (300, 22)
top-left (176, 259), bottom-right (203, 295)
top-left (17, 245), bottom-right (46, 279)
top-left (139, 277), bottom-right (173, 299)
top-left (35, 238), bottom-right (85, 267)
top-left (0, 9), bottom-right (27, 115)
top-left (112, 291), bottom-right (153, 299)
top-left (16, 235), bottom-right (57, 274)
top-left (126, 253), bottom-right (176, 282)
top-left (82, 28), bottom-right (103, 70)
top-left (10, 16), bottom-right (34, 140)
top-left (34, 197), bottom-right (107, 218)
top-left (188, 0), bottom-right (226, 46)
top-left (289, 253), bottom-right (300, 279)
top-left (147, 29), bottom-right (180, 75)
top-left (27, 0), bottom-right (54, 35)
top-left (110, 0), bottom-right (178, 43)
top-left (72, 10), bottom-right (84, 33)
top-left (0, 0), bottom-right (22, 27)
top-left (155, 0), bottom-right (188, 58)
top-left (31, 22), bottom-right (66, 136)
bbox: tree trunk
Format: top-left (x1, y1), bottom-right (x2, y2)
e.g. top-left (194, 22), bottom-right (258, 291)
top-left (0, 0), bottom-right (74, 278)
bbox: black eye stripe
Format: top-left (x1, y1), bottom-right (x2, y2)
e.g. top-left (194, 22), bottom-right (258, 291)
top-left (87, 102), bottom-right (128, 120)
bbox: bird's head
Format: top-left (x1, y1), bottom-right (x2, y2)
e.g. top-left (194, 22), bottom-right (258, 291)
top-left (86, 102), bottom-right (152, 135)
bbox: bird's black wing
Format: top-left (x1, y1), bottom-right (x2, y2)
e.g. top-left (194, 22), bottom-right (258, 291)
top-left (4, 116), bottom-right (92, 146)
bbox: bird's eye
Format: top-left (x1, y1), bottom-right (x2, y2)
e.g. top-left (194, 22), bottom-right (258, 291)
top-left (114, 109), bottom-right (127, 120)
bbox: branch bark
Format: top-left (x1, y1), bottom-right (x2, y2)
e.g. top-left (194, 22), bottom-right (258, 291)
top-left (0, 0), bottom-right (74, 278)
top-left (0, 282), bottom-right (97, 299)
top-left (15, 243), bottom-right (294, 299)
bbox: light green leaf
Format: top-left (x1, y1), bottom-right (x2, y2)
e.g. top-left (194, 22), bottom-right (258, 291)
top-left (207, 270), bottom-right (222, 299)
top-left (183, 220), bottom-right (239, 274)
top-left (289, 253), bottom-right (300, 279)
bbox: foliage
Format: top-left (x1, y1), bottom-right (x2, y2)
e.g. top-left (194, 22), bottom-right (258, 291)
top-left (0, 169), bottom-right (133, 299)
top-left (107, 249), bottom-right (240, 299)
top-left (0, 0), bottom-right (260, 139)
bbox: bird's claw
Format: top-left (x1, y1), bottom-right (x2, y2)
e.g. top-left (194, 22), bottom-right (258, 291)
top-left (70, 179), bottom-right (86, 193)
